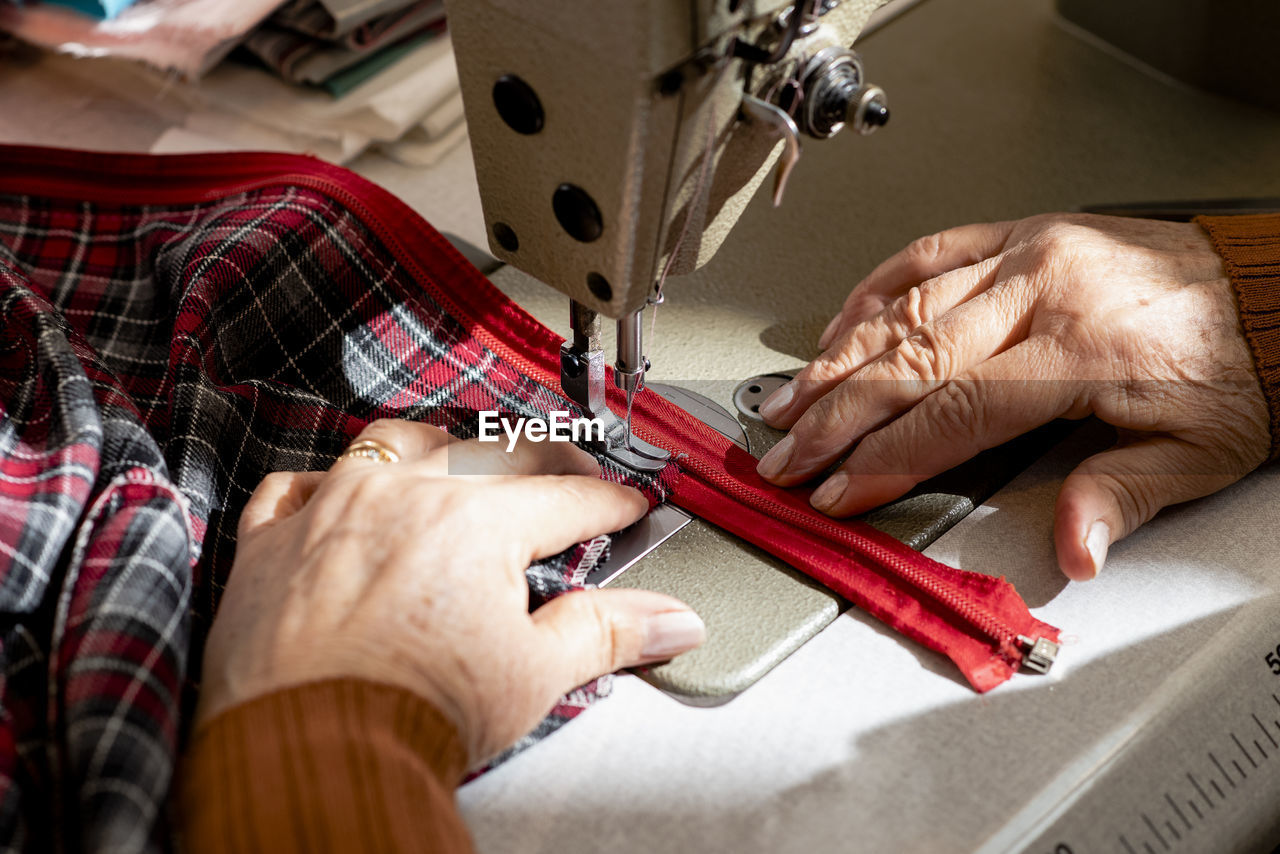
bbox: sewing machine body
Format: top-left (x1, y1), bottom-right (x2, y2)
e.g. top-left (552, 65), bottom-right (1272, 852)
top-left (448, 0), bottom-right (892, 319)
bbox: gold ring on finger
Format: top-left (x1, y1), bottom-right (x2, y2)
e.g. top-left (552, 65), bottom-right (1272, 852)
top-left (337, 438), bottom-right (401, 465)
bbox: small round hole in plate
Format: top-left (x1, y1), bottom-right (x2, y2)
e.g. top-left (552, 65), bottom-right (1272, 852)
top-left (733, 372), bottom-right (796, 421)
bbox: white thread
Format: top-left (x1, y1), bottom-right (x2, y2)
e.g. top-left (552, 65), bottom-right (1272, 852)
top-left (570, 534), bottom-right (610, 587)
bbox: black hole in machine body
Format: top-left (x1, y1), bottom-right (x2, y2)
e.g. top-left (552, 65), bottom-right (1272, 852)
top-left (553, 184), bottom-right (604, 243)
top-left (587, 272), bottom-right (612, 301)
top-left (492, 222), bottom-right (519, 252)
top-left (492, 74), bottom-right (544, 135)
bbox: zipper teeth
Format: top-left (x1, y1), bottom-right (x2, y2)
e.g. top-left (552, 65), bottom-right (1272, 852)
top-left (8, 152), bottom-right (1027, 661)
top-left (676, 450), bottom-right (1020, 652)
top-left (624, 410), bottom-right (1027, 656)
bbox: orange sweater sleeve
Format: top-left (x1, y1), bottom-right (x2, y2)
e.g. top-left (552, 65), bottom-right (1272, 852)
top-left (1198, 213), bottom-right (1280, 460)
top-left (178, 679), bottom-right (475, 854)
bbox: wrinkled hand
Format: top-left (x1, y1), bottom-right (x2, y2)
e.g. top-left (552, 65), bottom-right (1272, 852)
top-left (755, 214), bottom-right (1269, 580)
top-left (197, 419), bottom-right (705, 762)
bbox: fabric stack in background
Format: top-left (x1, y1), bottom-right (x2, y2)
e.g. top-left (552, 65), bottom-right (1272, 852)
top-left (0, 0), bottom-right (465, 165)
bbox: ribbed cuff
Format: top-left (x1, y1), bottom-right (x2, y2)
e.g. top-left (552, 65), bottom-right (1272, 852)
top-left (1197, 214), bottom-right (1280, 461)
top-left (179, 679), bottom-right (472, 853)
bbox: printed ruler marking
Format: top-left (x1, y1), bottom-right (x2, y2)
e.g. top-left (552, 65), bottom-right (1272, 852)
top-left (1140, 813), bottom-right (1168, 851)
top-left (1164, 794), bottom-right (1191, 831)
top-left (1252, 713), bottom-right (1277, 749)
top-left (1230, 733), bottom-right (1257, 769)
top-left (1186, 772), bottom-right (1213, 810)
top-left (1111, 687), bottom-right (1280, 853)
top-left (1209, 751), bottom-right (1236, 788)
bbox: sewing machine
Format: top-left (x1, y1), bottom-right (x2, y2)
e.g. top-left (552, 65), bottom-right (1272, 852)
top-left (447, 0), bottom-right (892, 472)
top-left (444, 0), bottom-right (1063, 705)
top-left (443, 0), bottom-right (907, 703)
top-left (447, 2), bottom-right (1280, 850)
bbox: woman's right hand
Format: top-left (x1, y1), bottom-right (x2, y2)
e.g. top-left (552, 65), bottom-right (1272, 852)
top-left (196, 419), bottom-right (706, 763)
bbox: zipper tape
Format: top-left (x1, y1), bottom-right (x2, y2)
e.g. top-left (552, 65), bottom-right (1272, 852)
top-left (0, 145), bottom-right (1061, 691)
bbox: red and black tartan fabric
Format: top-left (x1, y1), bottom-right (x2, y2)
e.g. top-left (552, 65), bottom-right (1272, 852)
top-left (0, 147), bottom-right (670, 853)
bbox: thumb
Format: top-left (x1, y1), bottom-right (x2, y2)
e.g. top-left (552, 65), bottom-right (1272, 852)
top-left (530, 589), bottom-right (706, 692)
top-left (1054, 437), bottom-right (1238, 581)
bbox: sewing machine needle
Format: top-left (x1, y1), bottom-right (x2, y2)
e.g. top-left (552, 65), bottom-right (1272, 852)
top-left (624, 387), bottom-right (636, 450)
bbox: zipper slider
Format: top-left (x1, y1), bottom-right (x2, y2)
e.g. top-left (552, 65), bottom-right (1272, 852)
top-left (1017, 635), bottom-right (1059, 674)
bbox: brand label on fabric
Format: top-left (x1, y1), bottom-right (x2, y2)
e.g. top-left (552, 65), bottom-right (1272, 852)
top-left (477, 411), bottom-right (606, 452)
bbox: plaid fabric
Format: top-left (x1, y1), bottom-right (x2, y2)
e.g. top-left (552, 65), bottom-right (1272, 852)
top-left (0, 180), bottom-right (672, 851)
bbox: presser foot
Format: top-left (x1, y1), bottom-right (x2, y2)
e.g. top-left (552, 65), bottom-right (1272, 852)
top-left (560, 339), bottom-right (670, 474)
top-left (600, 428), bottom-right (670, 474)
top-left (582, 383), bottom-right (748, 587)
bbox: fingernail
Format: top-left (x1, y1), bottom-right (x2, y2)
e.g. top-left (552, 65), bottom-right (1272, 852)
top-left (811, 472), bottom-right (849, 513)
top-left (641, 610), bottom-right (706, 659)
top-left (757, 381), bottom-right (795, 422)
top-left (818, 315), bottom-right (841, 349)
top-left (756, 434), bottom-right (795, 480)
top-left (1084, 520), bottom-right (1110, 579)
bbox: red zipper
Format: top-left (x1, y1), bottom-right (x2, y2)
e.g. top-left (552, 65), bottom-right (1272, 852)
top-left (630, 408), bottom-right (1032, 653)
top-left (0, 145), bottom-right (1060, 691)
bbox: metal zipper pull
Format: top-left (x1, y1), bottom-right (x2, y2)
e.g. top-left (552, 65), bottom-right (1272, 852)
top-left (1018, 635), bottom-right (1059, 674)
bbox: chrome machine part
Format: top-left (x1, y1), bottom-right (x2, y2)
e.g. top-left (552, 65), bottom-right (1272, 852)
top-left (772, 0), bottom-right (844, 39)
top-left (583, 503), bottom-right (693, 588)
top-left (851, 84), bottom-right (891, 135)
top-left (740, 95), bottom-right (803, 207)
top-left (649, 383), bottom-right (750, 451)
top-left (560, 300), bottom-right (669, 473)
top-left (613, 310), bottom-right (647, 395)
top-left (791, 45), bottom-right (890, 139)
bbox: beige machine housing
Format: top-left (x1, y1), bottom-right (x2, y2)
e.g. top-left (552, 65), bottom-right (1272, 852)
top-left (447, 0), bottom-right (892, 318)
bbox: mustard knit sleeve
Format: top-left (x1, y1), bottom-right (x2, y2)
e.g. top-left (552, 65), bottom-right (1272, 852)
top-left (1198, 213), bottom-right (1280, 460)
top-left (179, 679), bottom-right (475, 853)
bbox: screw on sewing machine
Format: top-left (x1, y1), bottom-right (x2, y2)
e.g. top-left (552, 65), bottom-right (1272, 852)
top-left (658, 69), bottom-right (684, 97)
top-left (772, 0), bottom-right (835, 38)
top-left (654, 47), bottom-right (721, 98)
